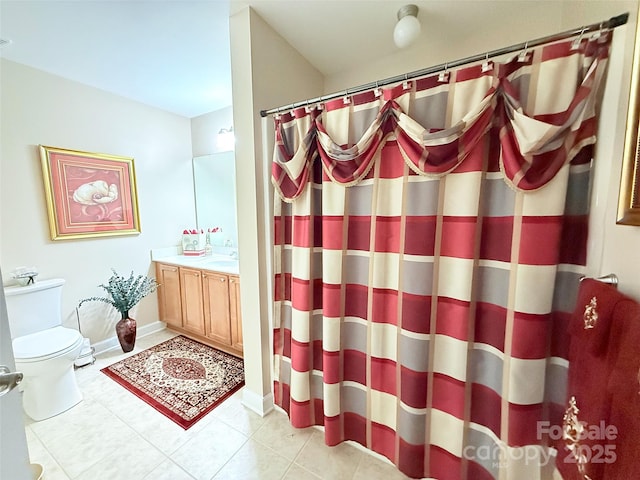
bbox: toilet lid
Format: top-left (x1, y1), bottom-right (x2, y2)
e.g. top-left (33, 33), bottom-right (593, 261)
top-left (13, 326), bottom-right (83, 361)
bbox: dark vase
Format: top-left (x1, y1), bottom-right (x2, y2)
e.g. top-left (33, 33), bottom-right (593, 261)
top-left (115, 315), bottom-right (136, 353)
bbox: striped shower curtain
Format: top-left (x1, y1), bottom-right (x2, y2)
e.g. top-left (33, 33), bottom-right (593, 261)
top-left (272, 31), bottom-right (612, 479)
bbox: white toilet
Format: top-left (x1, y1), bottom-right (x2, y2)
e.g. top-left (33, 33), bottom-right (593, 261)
top-left (4, 278), bottom-right (84, 421)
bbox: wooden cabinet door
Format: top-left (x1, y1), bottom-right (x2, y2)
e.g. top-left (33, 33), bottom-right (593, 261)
top-left (203, 272), bottom-right (232, 345)
top-left (229, 275), bottom-right (243, 352)
top-left (179, 267), bottom-right (205, 335)
top-left (155, 263), bottom-right (182, 328)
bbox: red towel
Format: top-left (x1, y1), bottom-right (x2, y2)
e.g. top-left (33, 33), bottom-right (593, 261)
top-left (602, 299), bottom-right (640, 479)
top-left (556, 278), bottom-right (635, 480)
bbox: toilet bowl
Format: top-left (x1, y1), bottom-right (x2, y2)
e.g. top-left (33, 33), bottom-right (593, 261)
top-left (13, 326), bottom-right (84, 420)
top-left (4, 279), bottom-right (84, 421)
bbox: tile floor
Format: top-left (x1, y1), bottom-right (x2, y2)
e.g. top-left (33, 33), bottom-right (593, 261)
top-left (24, 329), bottom-right (411, 480)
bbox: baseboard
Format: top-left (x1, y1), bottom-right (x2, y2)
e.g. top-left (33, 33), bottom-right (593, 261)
top-left (92, 321), bottom-right (167, 356)
top-left (241, 388), bottom-right (274, 417)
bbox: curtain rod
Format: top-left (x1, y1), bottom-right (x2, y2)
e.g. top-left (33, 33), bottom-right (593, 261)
top-left (260, 12), bottom-right (629, 117)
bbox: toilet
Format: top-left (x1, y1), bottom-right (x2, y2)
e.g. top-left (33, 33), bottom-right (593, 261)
top-left (4, 278), bottom-right (84, 421)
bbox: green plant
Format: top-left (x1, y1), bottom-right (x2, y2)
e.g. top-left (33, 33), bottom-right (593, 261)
top-left (79, 269), bottom-right (159, 319)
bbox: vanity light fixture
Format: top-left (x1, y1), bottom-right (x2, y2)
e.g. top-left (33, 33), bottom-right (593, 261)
top-left (217, 126), bottom-right (235, 151)
top-left (393, 4), bottom-right (421, 49)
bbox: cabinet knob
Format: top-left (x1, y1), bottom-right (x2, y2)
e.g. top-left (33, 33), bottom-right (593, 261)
top-left (220, 277), bottom-right (225, 282)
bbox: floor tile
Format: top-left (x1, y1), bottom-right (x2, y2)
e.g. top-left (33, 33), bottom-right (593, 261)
top-left (294, 430), bottom-right (364, 479)
top-left (212, 438), bottom-right (291, 480)
top-left (170, 417), bottom-right (248, 480)
top-left (142, 458), bottom-right (196, 480)
top-left (74, 432), bottom-right (165, 480)
top-left (211, 389), bottom-right (267, 436)
top-left (25, 427), bottom-right (71, 480)
top-left (35, 410), bottom-right (141, 478)
top-left (281, 463), bottom-right (322, 480)
top-left (252, 410), bottom-right (313, 462)
top-left (352, 451), bottom-right (412, 479)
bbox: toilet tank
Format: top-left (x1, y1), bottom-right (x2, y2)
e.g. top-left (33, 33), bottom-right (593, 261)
top-left (4, 278), bottom-right (65, 338)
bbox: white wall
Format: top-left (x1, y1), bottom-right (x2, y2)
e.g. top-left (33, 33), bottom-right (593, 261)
top-left (324, 1), bottom-right (566, 94)
top-left (191, 105), bottom-right (234, 157)
top-left (230, 6), bottom-right (324, 413)
top-left (0, 59), bottom-right (195, 344)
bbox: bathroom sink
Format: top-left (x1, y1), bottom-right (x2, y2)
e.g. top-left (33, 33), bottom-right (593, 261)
top-left (203, 259), bottom-right (237, 266)
top-left (200, 258), bottom-right (239, 273)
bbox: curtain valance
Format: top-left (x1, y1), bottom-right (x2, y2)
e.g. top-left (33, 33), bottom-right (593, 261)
top-left (272, 33), bottom-right (611, 201)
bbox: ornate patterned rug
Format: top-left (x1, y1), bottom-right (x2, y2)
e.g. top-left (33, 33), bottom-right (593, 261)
top-left (101, 335), bottom-right (244, 429)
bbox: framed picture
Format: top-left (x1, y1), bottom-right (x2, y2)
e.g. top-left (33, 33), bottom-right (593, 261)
top-left (618, 9), bottom-right (640, 225)
top-left (39, 145), bottom-right (141, 240)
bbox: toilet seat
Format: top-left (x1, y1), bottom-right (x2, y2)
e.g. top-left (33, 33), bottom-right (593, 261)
top-left (13, 326), bottom-right (83, 363)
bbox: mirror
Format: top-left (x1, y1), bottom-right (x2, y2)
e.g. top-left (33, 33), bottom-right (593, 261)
top-left (193, 152), bottom-right (238, 247)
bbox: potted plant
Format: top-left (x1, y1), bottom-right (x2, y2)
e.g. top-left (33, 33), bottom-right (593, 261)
top-left (79, 269), bottom-right (159, 352)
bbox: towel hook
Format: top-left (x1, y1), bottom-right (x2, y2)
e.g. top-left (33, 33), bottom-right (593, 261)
top-left (579, 273), bottom-right (618, 286)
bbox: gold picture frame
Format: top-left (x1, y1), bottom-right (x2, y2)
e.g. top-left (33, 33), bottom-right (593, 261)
top-left (618, 10), bottom-right (640, 225)
top-left (39, 145), bottom-right (141, 240)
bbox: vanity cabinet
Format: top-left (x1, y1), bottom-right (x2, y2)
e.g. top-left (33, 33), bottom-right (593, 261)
top-left (155, 263), bottom-right (182, 328)
top-left (180, 268), bottom-right (206, 336)
top-left (155, 262), bottom-right (243, 357)
top-left (229, 276), bottom-right (243, 351)
top-left (202, 271), bottom-right (231, 345)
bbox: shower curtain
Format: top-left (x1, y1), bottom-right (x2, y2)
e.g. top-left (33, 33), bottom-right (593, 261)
top-left (271, 31), bottom-right (612, 480)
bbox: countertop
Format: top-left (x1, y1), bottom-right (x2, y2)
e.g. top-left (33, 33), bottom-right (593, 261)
top-left (153, 253), bottom-right (239, 275)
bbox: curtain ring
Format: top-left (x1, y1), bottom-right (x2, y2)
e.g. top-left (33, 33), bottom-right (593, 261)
top-left (482, 52), bottom-right (493, 73)
top-left (518, 41), bottom-right (530, 62)
top-left (374, 80), bottom-right (382, 98)
top-left (572, 27), bottom-right (586, 50)
top-left (403, 73), bottom-right (410, 90)
top-left (343, 89), bottom-right (351, 105)
top-left (438, 62), bottom-right (450, 82)
top-left (592, 22), bottom-right (606, 42)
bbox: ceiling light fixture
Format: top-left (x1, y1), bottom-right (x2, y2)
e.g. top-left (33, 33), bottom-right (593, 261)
top-left (393, 4), bottom-right (421, 49)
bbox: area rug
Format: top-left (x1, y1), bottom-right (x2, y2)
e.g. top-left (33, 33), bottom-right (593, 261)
top-left (101, 335), bottom-right (244, 429)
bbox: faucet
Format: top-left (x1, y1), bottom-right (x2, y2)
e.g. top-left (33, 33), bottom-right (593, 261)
top-left (230, 250), bottom-right (238, 260)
